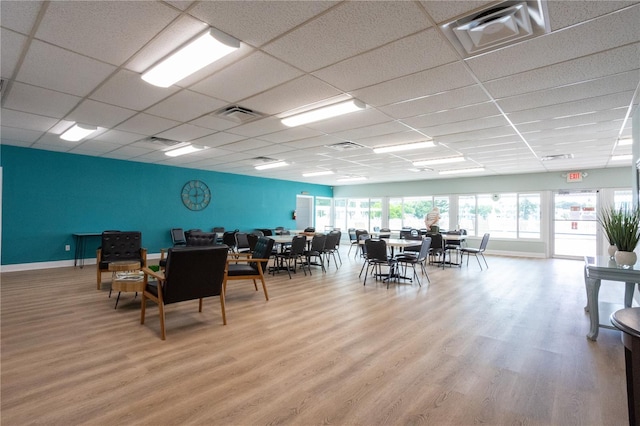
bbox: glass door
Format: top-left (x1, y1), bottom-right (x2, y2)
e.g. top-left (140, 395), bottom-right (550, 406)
top-left (553, 190), bottom-right (598, 258)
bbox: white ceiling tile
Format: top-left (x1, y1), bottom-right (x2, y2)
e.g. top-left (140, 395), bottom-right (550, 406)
top-left (547, 0), bottom-right (638, 30)
top-left (35, 1), bottom-right (179, 65)
top-left (0, 1), bottom-right (43, 34)
top-left (69, 140), bottom-right (124, 155)
top-left (145, 90), bottom-right (226, 122)
top-left (189, 131), bottom-right (245, 148)
top-left (483, 44), bottom-right (640, 99)
top-left (2, 81), bottom-right (81, 118)
top-left (263, 1), bottom-right (430, 72)
top-left (155, 123), bottom-right (215, 142)
top-left (189, 1), bottom-right (338, 47)
top-left (497, 70), bottom-right (640, 113)
top-left (0, 109), bottom-right (58, 131)
top-left (190, 52), bottom-right (303, 103)
top-left (313, 28), bottom-right (458, 91)
top-left (241, 75), bottom-right (342, 116)
top-left (68, 99), bottom-right (137, 128)
top-left (420, 1), bottom-right (495, 24)
top-left (402, 102), bottom-right (503, 128)
top-left (467, 5), bottom-right (640, 81)
top-left (379, 85), bottom-right (491, 119)
top-left (0, 126), bottom-right (44, 143)
top-left (189, 114), bottom-right (239, 132)
top-left (258, 127), bottom-right (325, 144)
top-left (304, 108), bottom-right (394, 135)
top-left (90, 69), bottom-right (179, 111)
top-left (115, 113), bottom-right (180, 135)
top-left (353, 62), bottom-right (476, 107)
top-left (332, 121), bottom-right (408, 142)
top-left (1, 29), bottom-right (27, 79)
top-left (16, 40), bottom-right (117, 97)
top-left (92, 129), bottom-right (146, 145)
top-left (218, 138), bottom-right (274, 152)
top-left (225, 117), bottom-right (288, 138)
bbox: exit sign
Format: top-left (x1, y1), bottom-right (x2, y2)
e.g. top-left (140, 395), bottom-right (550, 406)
top-left (567, 172), bottom-right (583, 182)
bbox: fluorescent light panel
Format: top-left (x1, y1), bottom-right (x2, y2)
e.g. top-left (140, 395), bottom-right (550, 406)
top-left (281, 99), bottom-right (365, 127)
top-left (60, 123), bottom-right (97, 141)
top-left (142, 28), bottom-right (240, 88)
top-left (618, 138), bottom-right (633, 146)
top-left (255, 161), bottom-right (288, 170)
top-left (439, 167), bottom-right (485, 175)
top-left (611, 154), bottom-right (633, 161)
top-left (165, 144), bottom-right (206, 157)
top-left (336, 176), bottom-right (367, 182)
top-left (302, 170), bottom-right (334, 177)
top-left (413, 156), bottom-right (464, 166)
top-left (373, 141), bottom-right (435, 154)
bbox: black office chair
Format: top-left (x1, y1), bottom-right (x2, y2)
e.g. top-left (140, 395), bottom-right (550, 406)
top-left (396, 237), bottom-right (431, 286)
top-left (461, 233), bottom-right (490, 270)
top-left (273, 235), bottom-right (309, 278)
top-left (362, 239), bottom-right (396, 288)
top-left (304, 234), bottom-right (327, 273)
top-left (170, 228), bottom-right (186, 246)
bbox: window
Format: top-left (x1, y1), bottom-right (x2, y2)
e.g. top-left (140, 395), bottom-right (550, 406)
top-left (369, 199), bottom-right (382, 231)
top-left (315, 197), bottom-right (332, 231)
top-left (334, 198), bottom-right (346, 231)
top-left (346, 198), bottom-right (370, 230)
top-left (459, 193), bottom-right (540, 238)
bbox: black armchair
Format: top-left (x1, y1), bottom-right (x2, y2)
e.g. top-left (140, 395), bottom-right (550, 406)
top-left (225, 236), bottom-right (275, 300)
top-left (96, 231), bottom-right (147, 290)
top-left (141, 246), bottom-right (228, 340)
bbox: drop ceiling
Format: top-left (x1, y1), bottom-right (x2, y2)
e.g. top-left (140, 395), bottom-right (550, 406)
top-left (1, 0), bottom-right (638, 185)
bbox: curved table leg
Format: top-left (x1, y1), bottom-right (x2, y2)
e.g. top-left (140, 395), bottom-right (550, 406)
top-left (585, 276), bottom-right (601, 341)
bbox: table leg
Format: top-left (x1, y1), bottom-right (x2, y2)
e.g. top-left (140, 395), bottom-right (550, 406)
top-left (585, 275), bottom-right (601, 341)
top-left (626, 282), bottom-right (637, 308)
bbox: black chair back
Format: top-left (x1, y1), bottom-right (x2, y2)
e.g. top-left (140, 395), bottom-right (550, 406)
top-left (290, 235), bottom-right (307, 255)
top-left (247, 233), bottom-right (259, 251)
top-left (162, 246), bottom-right (227, 304)
top-left (100, 231), bottom-right (143, 268)
top-left (186, 231), bottom-right (217, 246)
top-left (170, 228), bottom-right (186, 246)
top-left (417, 237), bottom-right (432, 262)
top-left (222, 231), bottom-right (237, 248)
top-left (365, 239), bottom-right (388, 261)
top-left (252, 237), bottom-right (275, 272)
top-left (309, 234), bottom-right (327, 252)
top-left (304, 227), bottom-right (315, 233)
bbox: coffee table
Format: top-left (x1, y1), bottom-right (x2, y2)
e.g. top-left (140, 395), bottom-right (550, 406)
top-left (108, 261), bottom-right (145, 309)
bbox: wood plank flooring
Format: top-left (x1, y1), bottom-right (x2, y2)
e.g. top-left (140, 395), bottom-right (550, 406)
top-left (0, 250), bottom-right (630, 425)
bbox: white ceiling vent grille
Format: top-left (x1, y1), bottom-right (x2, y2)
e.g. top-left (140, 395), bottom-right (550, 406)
top-left (440, 0), bottom-right (550, 58)
top-left (215, 105), bottom-right (263, 124)
top-left (325, 141), bottom-right (366, 151)
top-left (137, 136), bottom-right (189, 150)
top-left (541, 153), bottom-right (573, 161)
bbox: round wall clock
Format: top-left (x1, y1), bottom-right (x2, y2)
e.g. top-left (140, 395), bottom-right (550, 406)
top-left (181, 180), bottom-right (211, 211)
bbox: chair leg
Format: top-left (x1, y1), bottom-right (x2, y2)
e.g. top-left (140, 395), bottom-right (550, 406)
top-left (219, 289), bottom-right (227, 325)
top-left (158, 302), bottom-right (166, 340)
top-left (199, 298), bottom-right (203, 312)
top-left (114, 291), bottom-right (121, 309)
top-left (140, 294), bottom-right (147, 324)
top-left (480, 253), bottom-right (489, 269)
top-left (475, 254), bottom-right (483, 270)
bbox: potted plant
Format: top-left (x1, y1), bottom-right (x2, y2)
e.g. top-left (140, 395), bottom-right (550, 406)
top-left (598, 205), bottom-right (640, 266)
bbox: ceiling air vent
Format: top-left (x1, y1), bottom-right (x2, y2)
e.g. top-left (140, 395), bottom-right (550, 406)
top-left (136, 136), bottom-right (189, 150)
top-left (325, 141), bottom-right (366, 151)
top-left (215, 105), bottom-right (263, 124)
top-left (440, 0), bottom-right (550, 58)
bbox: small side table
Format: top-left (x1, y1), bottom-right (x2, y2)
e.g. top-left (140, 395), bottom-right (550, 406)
top-left (108, 261), bottom-right (144, 309)
top-left (611, 307), bottom-right (640, 426)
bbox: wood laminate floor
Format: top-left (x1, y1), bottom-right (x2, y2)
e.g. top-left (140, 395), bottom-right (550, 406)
top-left (0, 250), bottom-right (630, 425)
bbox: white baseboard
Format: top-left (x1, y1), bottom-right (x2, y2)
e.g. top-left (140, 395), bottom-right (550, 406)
top-left (1, 253), bottom-right (163, 273)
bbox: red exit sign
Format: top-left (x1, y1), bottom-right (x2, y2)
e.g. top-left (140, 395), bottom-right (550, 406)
top-left (567, 172), bottom-right (583, 182)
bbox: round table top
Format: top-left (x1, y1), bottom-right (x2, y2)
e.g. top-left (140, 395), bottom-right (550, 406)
top-left (108, 260), bottom-right (141, 272)
top-left (611, 307), bottom-right (640, 338)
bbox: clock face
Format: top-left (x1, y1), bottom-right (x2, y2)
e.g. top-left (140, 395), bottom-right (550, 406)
top-left (181, 180), bottom-right (211, 211)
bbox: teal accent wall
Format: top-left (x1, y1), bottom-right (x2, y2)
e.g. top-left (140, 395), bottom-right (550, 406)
top-left (0, 146), bottom-right (332, 265)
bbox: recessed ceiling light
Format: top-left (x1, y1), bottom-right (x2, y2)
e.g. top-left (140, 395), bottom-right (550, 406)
top-left (60, 123), bottom-right (98, 141)
top-left (373, 141), bottom-right (436, 154)
top-left (439, 167), bottom-right (485, 175)
top-left (142, 28), bottom-right (240, 87)
top-left (302, 170), bottom-right (334, 177)
top-left (255, 161), bottom-right (288, 170)
top-left (165, 144), bottom-right (207, 157)
top-left (412, 156), bottom-right (464, 166)
top-left (281, 99), bottom-right (366, 127)
top-left (541, 154), bottom-right (573, 161)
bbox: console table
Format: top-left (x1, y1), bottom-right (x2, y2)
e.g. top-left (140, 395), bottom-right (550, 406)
top-left (584, 256), bottom-right (640, 341)
top-left (72, 233), bottom-right (101, 268)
